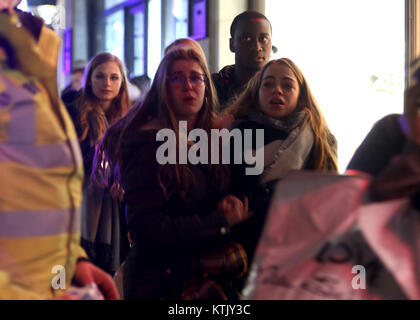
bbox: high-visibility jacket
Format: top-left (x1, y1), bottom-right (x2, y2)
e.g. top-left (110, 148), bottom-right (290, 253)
top-left (0, 12), bottom-right (85, 299)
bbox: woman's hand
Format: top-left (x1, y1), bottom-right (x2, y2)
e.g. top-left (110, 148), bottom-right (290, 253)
top-left (217, 194), bottom-right (253, 226)
top-left (72, 260), bottom-right (120, 300)
top-left (215, 113), bottom-right (234, 130)
top-left (0, 0), bottom-right (20, 13)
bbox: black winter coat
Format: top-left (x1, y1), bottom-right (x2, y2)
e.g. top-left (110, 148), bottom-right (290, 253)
top-left (121, 130), bottom-right (231, 299)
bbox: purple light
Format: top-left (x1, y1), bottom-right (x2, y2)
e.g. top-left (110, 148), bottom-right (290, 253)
top-left (63, 29), bottom-right (72, 75)
top-left (190, 0), bottom-right (206, 40)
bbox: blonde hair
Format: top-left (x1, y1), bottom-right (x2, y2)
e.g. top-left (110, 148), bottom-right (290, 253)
top-left (226, 58), bottom-right (338, 172)
top-left (78, 52), bottom-right (130, 146)
top-left (164, 38), bottom-right (206, 59)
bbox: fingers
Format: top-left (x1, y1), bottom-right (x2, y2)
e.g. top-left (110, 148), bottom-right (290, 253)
top-left (243, 196), bottom-right (249, 213)
top-left (50, 294), bottom-right (80, 300)
top-left (96, 276), bottom-right (120, 300)
top-left (0, 0), bottom-right (18, 12)
top-left (73, 261), bottom-right (120, 300)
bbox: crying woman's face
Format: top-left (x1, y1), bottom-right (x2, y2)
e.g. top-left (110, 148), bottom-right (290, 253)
top-left (258, 63), bottom-right (300, 120)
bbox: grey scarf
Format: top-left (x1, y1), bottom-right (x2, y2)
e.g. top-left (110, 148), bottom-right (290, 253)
top-left (247, 110), bottom-right (307, 134)
top-left (246, 111), bottom-right (315, 186)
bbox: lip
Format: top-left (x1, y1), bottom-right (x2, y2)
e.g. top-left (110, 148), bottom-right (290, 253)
top-left (183, 96), bottom-right (195, 102)
top-left (252, 56), bottom-right (265, 62)
top-left (269, 98), bottom-right (285, 105)
top-left (101, 89), bottom-right (113, 94)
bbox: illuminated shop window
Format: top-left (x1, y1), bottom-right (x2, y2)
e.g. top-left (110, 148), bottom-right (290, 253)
top-left (266, 0), bottom-right (405, 172)
top-left (105, 0), bottom-right (126, 9)
top-left (133, 4), bottom-right (146, 76)
top-left (105, 10), bottom-right (125, 61)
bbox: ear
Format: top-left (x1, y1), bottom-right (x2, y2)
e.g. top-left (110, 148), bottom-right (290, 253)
top-left (229, 38), bottom-right (235, 53)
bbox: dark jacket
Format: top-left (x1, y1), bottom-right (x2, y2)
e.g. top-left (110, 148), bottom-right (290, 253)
top-left (347, 114), bottom-right (405, 175)
top-left (61, 88), bottom-right (82, 131)
top-left (347, 113), bottom-right (420, 209)
top-left (229, 116), bottom-right (337, 282)
top-left (229, 119), bottom-right (308, 269)
top-left (212, 65), bottom-right (246, 111)
top-left (121, 130), bottom-right (231, 299)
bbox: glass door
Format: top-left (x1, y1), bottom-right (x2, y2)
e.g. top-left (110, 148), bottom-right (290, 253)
top-left (265, 0), bottom-right (405, 172)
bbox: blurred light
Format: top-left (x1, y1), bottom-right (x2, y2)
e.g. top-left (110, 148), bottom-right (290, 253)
top-left (17, 0), bottom-right (29, 12)
top-left (147, 0), bottom-right (161, 79)
top-left (36, 5), bottom-right (57, 25)
top-left (113, 20), bottom-right (123, 30)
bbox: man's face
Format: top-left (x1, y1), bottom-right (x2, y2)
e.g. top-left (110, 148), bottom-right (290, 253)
top-left (71, 71), bottom-right (84, 91)
top-left (230, 18), bottom-right (272, 72)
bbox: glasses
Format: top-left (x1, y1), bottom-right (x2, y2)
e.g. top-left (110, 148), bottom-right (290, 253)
top-left (168, 72), bottom-right (206, 88)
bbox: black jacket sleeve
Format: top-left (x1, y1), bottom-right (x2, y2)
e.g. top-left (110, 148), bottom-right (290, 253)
top-left (347, 114), bottom-right (405, 175)
top-left (121, 132), bottom-right (230, 254)
top-left (369, 143), bottom-right (420, 209)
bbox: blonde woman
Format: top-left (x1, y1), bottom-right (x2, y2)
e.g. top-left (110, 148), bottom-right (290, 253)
top-left (224, 58), bottom-right (338, 286)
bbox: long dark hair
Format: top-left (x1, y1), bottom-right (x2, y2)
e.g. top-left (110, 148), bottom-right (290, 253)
top-left (93, 47), bottom-right (230, 200)
top-left (78, 52), bottom-right (130, 146)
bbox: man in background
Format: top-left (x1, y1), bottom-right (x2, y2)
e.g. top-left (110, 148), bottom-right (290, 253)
top-left (212, 10), bottom-right (273, 111)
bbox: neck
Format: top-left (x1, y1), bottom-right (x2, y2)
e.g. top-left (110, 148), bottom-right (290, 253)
top-left (100, 100), bottom-right (112, 112)
top-left (177, 115), bottom-right (197, 132)
top-left (235, 65), bottom-right (258, 87)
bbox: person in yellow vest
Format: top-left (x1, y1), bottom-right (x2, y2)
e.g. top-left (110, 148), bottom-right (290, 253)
top-left (0, 2), bottom-right (119, 299)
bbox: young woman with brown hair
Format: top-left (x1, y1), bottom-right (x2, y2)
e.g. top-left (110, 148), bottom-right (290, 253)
top-left (95, 46), bottom-right (251, 299)
top-left (77, 52), bottom-right (130, 276)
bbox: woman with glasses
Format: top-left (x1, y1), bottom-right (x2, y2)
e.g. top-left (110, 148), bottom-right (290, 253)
top-left (95, 46), bottom-right (252, 299)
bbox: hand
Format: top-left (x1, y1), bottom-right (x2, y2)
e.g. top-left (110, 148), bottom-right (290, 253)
top-left (72, 260), bottom-right (120, 300)
top-left (404, 81), bottom-right (420, 145)
top-left (50, 294), bottom-right (80, 300)
top-left (0, 0), bottom-right (20, 13)
top-left (215, 113), bottom-right (234, 130)
top-left (218, 195), bottom-right (253, 226)
top-left (110, 182), bottom-right (125, 202)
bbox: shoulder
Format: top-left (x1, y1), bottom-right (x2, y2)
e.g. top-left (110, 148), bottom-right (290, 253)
top-left (138, 118), bottom-right (163, 131)
top-left (212, 65), bottom-right (236, 83)
top-left (120, 130), bottom-right (161, 184)
top-left (365, 113), bottom-right (404, 146)
top-left (371, 113), bottom-right (401, 132)
top-left (122, 129), bottom-right (160, 152)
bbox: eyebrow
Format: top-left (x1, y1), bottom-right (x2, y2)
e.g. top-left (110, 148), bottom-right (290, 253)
top-left (95, 71), bottom-right (120, 75)
top-left (262, 75), bottom-right (296, 82)
top-left (282, 76), bottom-right (296, 82)
top-left (171, 71), bottom-right (203, 75)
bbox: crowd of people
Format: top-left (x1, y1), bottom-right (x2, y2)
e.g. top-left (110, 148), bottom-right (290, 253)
top-left (0, 1), bottom-right (419, 300)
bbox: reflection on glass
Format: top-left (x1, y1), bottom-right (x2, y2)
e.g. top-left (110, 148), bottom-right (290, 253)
top-left (133, 6), bottom-right (146, 76)
top-left (105, 10), bottom-right (124, 61)
top-left (173, 0), bottom-right (188, 39)
top-left (104, 0), bottom-right (126, 10)
top-left (266, 0), bottom-right (405, 172)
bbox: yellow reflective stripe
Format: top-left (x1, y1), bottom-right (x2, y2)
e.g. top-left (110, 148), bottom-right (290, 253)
top-left (0, 233), bottom-right (80, 299)
top-left (0, 162), bottom-right (83, 211)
